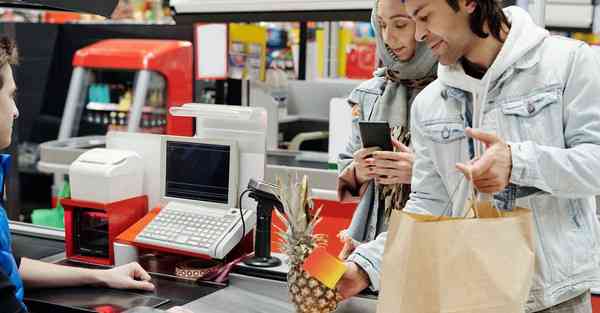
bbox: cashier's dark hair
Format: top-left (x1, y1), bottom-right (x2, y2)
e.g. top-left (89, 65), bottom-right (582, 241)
top-left (0, 37), bottom-right (18, 89)
top-left (445, 0), bottom-right (509, 42)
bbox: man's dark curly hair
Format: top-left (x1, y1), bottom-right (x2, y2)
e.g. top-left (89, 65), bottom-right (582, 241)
top-left (447, 0), bottom-right (510, 41)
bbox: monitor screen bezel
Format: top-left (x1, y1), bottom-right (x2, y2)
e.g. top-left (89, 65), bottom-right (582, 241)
top-left (160, 135), bottom-right (239, 210)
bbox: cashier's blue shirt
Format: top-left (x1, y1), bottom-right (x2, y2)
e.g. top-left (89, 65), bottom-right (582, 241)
top-left (0, 154), bottom-right (26, 312)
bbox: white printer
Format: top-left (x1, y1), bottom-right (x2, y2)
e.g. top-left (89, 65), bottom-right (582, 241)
top-left (69, 148), bottom-right (144, 203)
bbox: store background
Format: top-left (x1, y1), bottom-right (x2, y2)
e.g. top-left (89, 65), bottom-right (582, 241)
top-left (0, 0), bottom-right (598, 256)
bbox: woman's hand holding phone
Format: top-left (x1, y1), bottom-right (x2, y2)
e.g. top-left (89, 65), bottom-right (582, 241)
top-left (352, 147), bottom-right (380, 185)
top-left (371, 138), bottom-right (415, 185)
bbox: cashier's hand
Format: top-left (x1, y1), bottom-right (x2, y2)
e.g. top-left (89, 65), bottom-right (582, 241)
top-left (455, 128), bottom-right (512, 193)
top-left (336, 262), bottom-right (370, 300)
top-left (99, 262), bottom-right (155, 291)
top-left (372, 139), bottom-right (414, 185)
top-left (353, 147), bottom-right (380, 185)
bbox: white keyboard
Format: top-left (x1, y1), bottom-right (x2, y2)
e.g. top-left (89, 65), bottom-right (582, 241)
top-left (135, 203), bottom-right (255, 259)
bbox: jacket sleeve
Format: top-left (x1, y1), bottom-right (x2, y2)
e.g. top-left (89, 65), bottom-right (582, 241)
top-left (345, 97), bottom-right (453, 291)
top-left (509, 43), bottom-right (600, 198)
top-left (337, 88), bottom-right (370, 202)
top-left (346, 232), bottom-right (387, 291)
top-left (0, 267), bottom-right (26, 313)
top-left (402, 98), bottom-right (451, 216)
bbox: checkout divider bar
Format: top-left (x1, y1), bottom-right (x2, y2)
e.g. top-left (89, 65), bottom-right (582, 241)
top-left (10, 221), bottom-right (65, 241)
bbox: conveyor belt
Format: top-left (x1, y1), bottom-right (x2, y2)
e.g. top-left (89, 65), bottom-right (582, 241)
top-left (11, 233), bottom-right (65, 262)
top-left (54, 260), bottom-right (227, 310)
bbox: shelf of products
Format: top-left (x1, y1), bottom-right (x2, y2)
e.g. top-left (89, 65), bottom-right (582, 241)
top-left (0, 0), bottom-right (173, 24)
top-left (74, 69), bottom-right (169, 135)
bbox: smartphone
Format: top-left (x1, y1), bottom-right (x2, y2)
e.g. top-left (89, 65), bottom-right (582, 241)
top-left (359, 121), bottom-right (393, 151)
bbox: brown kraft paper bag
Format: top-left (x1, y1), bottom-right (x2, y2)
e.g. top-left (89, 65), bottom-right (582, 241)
top-left (376, 201), bottom-right (535, 313)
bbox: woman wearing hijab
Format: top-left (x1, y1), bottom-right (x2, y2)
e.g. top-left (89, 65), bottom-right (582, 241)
top-left (335, 0), bottom-right (437, 299)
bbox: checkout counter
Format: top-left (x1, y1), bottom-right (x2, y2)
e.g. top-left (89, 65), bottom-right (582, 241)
top-left (10, 222), bottom-right (376, 313)
top-left (23, 104), bottom-right (374, 313)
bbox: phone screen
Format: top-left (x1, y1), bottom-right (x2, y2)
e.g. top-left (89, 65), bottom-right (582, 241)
top-left (359, 121), bottom-right (393, 151)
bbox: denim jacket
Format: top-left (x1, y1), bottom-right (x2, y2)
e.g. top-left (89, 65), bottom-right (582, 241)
top-left (338, 70), bottom-right (422, 244)
top-left (337, 70), bottom-right (390, 244)
top-left (349, 7), bottom-right (600, 312)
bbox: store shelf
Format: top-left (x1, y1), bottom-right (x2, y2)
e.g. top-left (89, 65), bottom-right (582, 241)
top-left (547, 26), bottom-right (593, 32)
top-left (86, 102), bottom-right (167, 114)
top-left (171, 0), bottom-right (371, 23)
top-left (173, 10), bottom-right (370, 23)
top-left (278, 114), bottom-right (329, 124)
top-left (529, 2), bottom-right (593, 30)
top-left (0, 1), bottom-right (118, 17)
top-left (172, 0), bottom-right (372, 13)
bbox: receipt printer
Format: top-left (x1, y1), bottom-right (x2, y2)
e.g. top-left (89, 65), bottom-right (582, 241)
top-left (70, 148), bottom-right (144, 203)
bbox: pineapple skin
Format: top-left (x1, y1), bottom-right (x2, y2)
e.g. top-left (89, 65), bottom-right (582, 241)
top-left (276, 175), bottom-right (342, 313)
top-left (288, 265), bottom-right (342, 313)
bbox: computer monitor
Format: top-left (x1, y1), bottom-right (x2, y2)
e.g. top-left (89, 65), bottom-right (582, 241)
top-left (160, 135), bottom-right (239, 209)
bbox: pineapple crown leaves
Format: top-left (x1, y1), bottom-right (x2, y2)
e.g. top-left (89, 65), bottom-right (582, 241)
top-left (277, 174), bottom-right (311, 230)
top-left (274, 174), bottom-right (327, 264)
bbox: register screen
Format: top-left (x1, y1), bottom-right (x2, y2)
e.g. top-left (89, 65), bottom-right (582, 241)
top-left (165, 141), bottom-right (230, 204)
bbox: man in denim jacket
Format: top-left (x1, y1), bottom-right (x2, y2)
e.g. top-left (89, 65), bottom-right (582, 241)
top-left (337, 1), bottom-right (600, 312)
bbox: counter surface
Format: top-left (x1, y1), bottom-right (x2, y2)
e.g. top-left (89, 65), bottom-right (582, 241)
top-left (185, 273), bottom-right (377, 313)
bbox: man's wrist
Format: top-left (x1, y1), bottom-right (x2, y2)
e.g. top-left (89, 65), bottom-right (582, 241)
top-left (348, 261), bottom-right (369, 285)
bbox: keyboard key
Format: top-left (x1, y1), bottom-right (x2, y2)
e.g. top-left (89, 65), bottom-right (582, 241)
top-left (175, 235), bottom-right (189, 243)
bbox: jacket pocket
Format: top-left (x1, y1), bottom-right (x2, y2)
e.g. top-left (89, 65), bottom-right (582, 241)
top-left (567, 199), bottom-right (597, 274)
top-left (501, 91), bottom-right (558, 117)
top-left (498, 87), bottom-right (563, 146)
top-left (421, 117), bottom-right (466, 144)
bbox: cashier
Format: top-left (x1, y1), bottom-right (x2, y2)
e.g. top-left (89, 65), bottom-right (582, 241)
top-left (0, 37), bottom-right (187, 313)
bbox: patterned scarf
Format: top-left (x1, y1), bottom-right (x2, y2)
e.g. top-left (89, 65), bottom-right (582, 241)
top-left (371, 0), bottom-right (437, 222)
top-left (380, 126), bottom-right (412, 223)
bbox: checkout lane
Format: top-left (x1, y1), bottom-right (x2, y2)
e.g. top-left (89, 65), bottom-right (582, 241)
top-left (18, 73), bottom-right (600, 313)
top-left (22, 104), bottom-right (363, 313)
top-left (10, 227), bottom-right (376, 313)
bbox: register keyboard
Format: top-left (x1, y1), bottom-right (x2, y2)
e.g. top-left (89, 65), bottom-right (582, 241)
top-left (135, 202), bottom-right (256, 259)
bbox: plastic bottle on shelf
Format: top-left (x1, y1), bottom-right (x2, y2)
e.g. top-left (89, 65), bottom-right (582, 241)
top-left (118, 90), bottom-right (132, 111)
top-left (118, 112), bottom-right (127, 126)
top-left (101, 84), bottom-right (111, 104)
top-left (265, 68), bottom-right (289, 120)
top-left (110, 111), bottom-right (118, 126)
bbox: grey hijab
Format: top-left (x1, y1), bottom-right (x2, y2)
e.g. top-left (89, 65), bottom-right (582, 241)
top-left (372, 0), bottom-right (437, 80)
top-left (343, 0), bottom-right (438, 243)
top-left (370, 0), bottom-right (437, 128)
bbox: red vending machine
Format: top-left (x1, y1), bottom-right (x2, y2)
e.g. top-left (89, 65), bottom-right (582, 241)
top-left (58, 39), bottom-right (194, 139)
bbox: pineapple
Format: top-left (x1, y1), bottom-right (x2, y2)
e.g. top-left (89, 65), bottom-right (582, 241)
top-left (275, 175), bottom-right (342, 313)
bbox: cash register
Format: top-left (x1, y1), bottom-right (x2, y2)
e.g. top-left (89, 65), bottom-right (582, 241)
top-left (133, 135), bottom-right (256, 259)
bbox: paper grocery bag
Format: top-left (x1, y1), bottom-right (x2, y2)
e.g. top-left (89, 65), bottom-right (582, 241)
top-left (377, 202), bottom-right (535, 313)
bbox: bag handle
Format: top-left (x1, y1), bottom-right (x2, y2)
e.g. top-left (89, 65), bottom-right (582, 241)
top-left (464, 167), bottom-right (478, 218)
top-left (441, 168), bottom-right (501, 219)
top-left (440, 174), bottom-right (468, 217)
